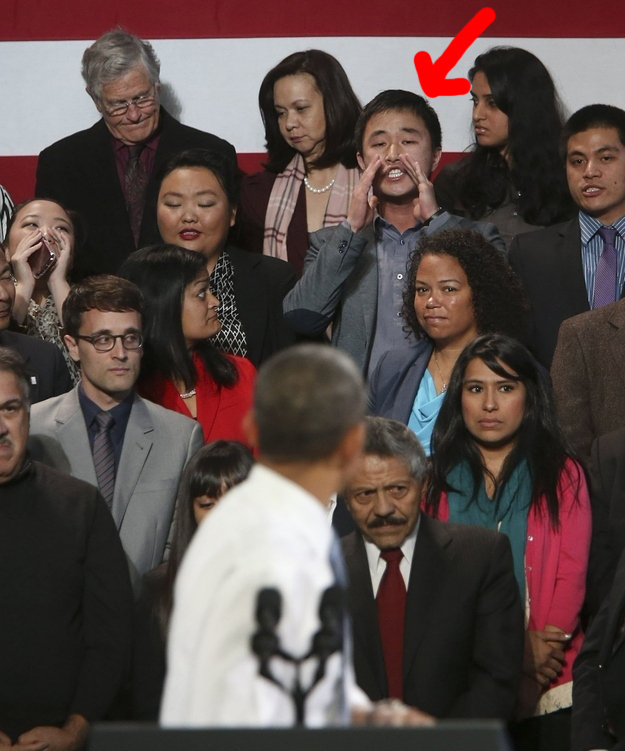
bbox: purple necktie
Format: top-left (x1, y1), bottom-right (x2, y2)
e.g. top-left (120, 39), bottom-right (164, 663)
top-left (93, 411), bottom-right (115, 508)
top-left (593, 227), bottom-right (619, 309)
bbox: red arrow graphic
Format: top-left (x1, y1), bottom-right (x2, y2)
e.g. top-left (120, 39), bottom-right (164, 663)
top-left (414, 8), bottom-right (496, 98)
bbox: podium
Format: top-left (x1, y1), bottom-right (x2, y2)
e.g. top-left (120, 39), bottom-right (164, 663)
top-left (90, 721), bottom-right (513, 751)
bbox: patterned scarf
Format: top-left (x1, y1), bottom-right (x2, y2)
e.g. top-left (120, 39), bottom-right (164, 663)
top-left (262, 153), bottom-right (360, 262)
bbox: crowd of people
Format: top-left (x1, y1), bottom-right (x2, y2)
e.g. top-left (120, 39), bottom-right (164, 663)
top-left (0, 26), bottom-right (624, 751)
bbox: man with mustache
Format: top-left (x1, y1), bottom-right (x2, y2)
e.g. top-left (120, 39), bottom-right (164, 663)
top-left (284, 89), bottom-right (504, 376)
top-left (0, 347), bottom-right (132, 748)
top-left (341, 417), bottom-right (524, 718)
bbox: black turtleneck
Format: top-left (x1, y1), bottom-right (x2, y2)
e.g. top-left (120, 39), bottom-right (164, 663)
top-left (0, 460), bottom-right (132, 741)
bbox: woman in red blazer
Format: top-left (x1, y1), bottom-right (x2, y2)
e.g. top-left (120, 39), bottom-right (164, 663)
top-left (118, 244), bottom-right (255, 448)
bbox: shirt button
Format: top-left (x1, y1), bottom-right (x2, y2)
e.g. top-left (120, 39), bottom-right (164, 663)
top-left (396, 312), bottom-right (402, 317)
top-left (513, 211), bottom-right (518, 217)
top-left (338, 240), bottom-right (347, 253)
top-left (400, 240), bottom-right (405, 245)
top-left (397, 274), bottom-right (403, 280)
top-left (527, 535), bottom-right (533, 541)
top-left (527, 566), bottom-right (532, 572)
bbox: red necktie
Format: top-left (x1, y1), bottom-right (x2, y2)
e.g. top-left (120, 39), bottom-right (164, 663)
top-left (124, 144), bottom-right (149, 246)
top-left (376, 548), bottom-right (406, 699)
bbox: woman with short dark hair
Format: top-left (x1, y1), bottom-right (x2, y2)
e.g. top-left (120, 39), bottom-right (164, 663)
top-left (369, 229), bottom-right (528, 454)
top-left (239, 50), bottom-right (362, 276)
top-left (434, 47), bottom-right (574, 248)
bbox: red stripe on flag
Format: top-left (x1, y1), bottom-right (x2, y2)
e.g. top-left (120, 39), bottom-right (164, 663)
top-left (2, 0), bottom-right (625, 41)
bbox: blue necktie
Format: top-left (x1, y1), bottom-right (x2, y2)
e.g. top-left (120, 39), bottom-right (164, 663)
top-left (593, 227), bottom-right (619, 308)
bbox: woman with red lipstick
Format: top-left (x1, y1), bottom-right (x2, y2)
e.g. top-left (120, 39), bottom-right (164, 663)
top-left (433, 47), bottom-right (574, 249)
top-left (3, 198), bottom-right (81, 383)
top-left (239, 50), bottom-right (362, 277)
top-left (427, 334), bottom-right (591, 751)
top-left (369, 229), bottom-right (528, 455)
top-left (156, 149), bottom-right (296, 368)
top-left (118, 244), bottom-right (255, 448)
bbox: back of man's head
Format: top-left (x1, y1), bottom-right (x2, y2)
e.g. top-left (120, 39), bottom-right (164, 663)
top-left (63, 275), bottom-right (144, 338)
top-left (355, 89), bottom-right (442, 155)
top-left (562, 103), bottom-right (625, 154)
top-left (253, 344), bottom-right (366, 463)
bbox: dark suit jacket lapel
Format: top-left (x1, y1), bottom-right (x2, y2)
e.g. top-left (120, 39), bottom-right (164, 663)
top-left (228, 246), bottom-right (267, 367)
top-left (403, 515), bottom-right (451, 682)
top-left (600, 556), bottom-right (625, 662)
top-left (390, 342), bottom-right (433, 424)
top-left (90, 119), bottom-right (135, 251)
top-left (605, 305), bottom-right (625, 393)
top-left (112, 394), bottom-right (153, 529)
top-left (140, 108), bottom-right (177, 244)
top-left (559, 219), bottom-right (591, 314)
top-left (342, 532), bottom-right (387, 697)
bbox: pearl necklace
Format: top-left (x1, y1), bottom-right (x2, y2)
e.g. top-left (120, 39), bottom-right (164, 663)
top-left (179, 388), bottom-right (196, 399)
top-left (304, 175), bottom-right (335, 194)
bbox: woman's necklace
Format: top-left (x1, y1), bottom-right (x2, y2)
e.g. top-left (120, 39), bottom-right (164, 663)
top-left (304, 175), bottom-right (335, 194)
top-left (179, 388), bottom-right (196, 399)
top-left (433, 351), bottom-right (450, 393)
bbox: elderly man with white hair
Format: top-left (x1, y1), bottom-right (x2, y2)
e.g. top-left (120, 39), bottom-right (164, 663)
top-left (36, 29), bottom-right (235, 280)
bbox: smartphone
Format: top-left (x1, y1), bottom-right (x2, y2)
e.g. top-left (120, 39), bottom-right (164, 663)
top-left (29, 236), bottom-right (57, 279)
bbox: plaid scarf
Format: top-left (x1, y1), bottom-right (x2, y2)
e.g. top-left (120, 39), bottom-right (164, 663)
top-left (262, 153), bottom-right (360, 262)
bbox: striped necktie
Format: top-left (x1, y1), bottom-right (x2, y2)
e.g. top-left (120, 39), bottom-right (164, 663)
top-left (93, 411), bottom-right (115, 508)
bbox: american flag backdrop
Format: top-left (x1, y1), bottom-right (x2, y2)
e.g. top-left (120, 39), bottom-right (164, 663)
top-left (1, 0), bottom-right (624, 203)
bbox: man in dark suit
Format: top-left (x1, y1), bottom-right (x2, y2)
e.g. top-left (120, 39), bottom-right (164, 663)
top-left (509, 104), bottom-right (625, 367)
top-left (341, 417), bottom-right (524, 719)
top-left (0, 252), bottom-right (71, 400)
top-left (572, 548), bottom-right (625, 751)
top-left (35, 29), bottom-right (235, 280)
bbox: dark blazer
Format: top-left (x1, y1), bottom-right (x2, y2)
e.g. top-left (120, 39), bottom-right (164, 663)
top-left (585, 425), bottom-right (625, 616)
top-left (551, 299), bottom-right (625, 464)
top-left (341, 516), bottom-right (524, 719)
top-left (508, 218), bottom-right (624, 368)
top-left (0, 329), bottom-right (72, 402)
top-left (368, 340), bottom-right (433, 422)
top-left (572, 548), bottom-right (625, 751)
top-left (226, 245), bottom-right (297, 366)
top-left (238, 171), bottom-right (309, 277)
top-left (35, 109), bottom-right (236, 280)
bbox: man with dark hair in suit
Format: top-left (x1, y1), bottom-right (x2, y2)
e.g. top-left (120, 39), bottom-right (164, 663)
top-left (509, 104), bottom-right (625, 367)
top-left (28, 275), bottom-right (203, 590)
top-left (35, 29), bottom-right (235, 280)
top-left (341, 416), bottom-right (524, 718)
top-left (0, 252), bottom-right (72, 400)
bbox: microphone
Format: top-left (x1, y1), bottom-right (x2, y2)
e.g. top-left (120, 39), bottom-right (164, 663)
top-left (251, 588), bottom-right (284, 680)
top-left (310, 585), bottom-right (344, 685)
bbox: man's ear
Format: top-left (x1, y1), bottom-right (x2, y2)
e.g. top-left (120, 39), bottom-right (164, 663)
top-left (243, 410), bottom-right (259, 451)
top-left (335, 422), bottom-right (365, 479)
top-left (64, 335), bottom-right (80, 364)
top-left (430, 147), bottom-right (442, 175)
top-left (88, 88), bottom-right (102, 114)
top-left (357, 153), bottom-right (366, 172)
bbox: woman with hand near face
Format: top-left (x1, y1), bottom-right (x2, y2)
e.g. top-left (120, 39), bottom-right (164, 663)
top-left (369, 229), bottom-right (528, 454)
top-left (118, 244), bottom-right (255, 447)
top-left (3, 199), bottom-right (81, 383)
top-left (433, 47), bottom-right (574, 249)
top-left (239, 50), bottom-right (362, 276)
top-left (133, 440), bottom-right (254, 720)
top-left (426, 334), bottom-right (591, 750)
top-left (156, 149), bottom-right (296, 367)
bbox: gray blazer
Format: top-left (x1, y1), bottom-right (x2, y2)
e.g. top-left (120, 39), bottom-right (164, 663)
top-left (28, 387), bottom-right (204, 585)
top-left (283, 212), bottom-right (504, 374)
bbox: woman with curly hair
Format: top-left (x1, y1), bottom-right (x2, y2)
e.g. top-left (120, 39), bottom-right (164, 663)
top-left (426, 334), bottom-right (590, 749)
top-left (238, 50), bottom-right (362, 276)
top-left (368, 228), bottom-right (528, 454)
top-left (433, 47), bottom-right (574, 249)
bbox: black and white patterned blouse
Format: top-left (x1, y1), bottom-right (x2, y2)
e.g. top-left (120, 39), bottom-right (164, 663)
top-left (26, 296), bottom-right (81, 385)
top-left (0, 185), bottom-right (14, 244)
top-left (209, 250), bottom-right (248, 358)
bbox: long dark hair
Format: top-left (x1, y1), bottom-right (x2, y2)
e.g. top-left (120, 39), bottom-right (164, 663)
top-left (402, 229), bottom-right (529, 342)
top-left (259, 49), bottom-right (361, 172)
top-left (427, 334), bottom-right (582, 528)
top-left (451, 47), bottom-right (573, 226)
top-left (155, 441), bottom-right (254, 636)
top-left (118, 244), bottom-right (237, 391)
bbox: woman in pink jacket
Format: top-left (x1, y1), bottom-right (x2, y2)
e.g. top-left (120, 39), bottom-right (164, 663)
top-left (425, 334), bottom-right (590, 751)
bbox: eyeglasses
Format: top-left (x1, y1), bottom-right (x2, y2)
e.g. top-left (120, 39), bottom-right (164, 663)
top-left (102, 88), bottom-right (158, 117)
top-left (75, 333), bottom-right (143, 352)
